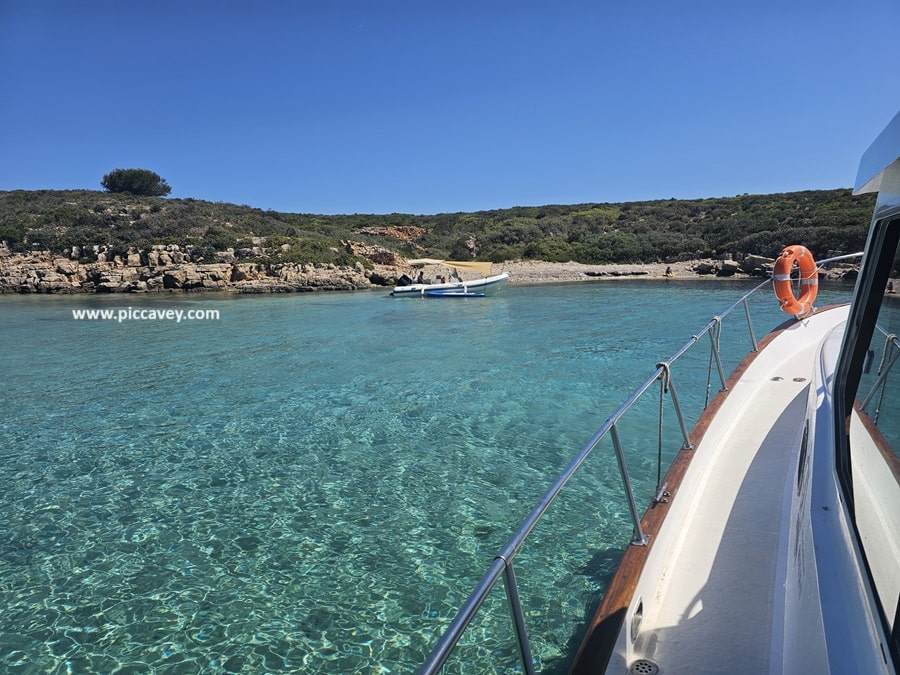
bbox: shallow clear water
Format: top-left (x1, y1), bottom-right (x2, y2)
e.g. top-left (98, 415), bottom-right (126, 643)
top-left (0, 280), bottom-right (853, 673)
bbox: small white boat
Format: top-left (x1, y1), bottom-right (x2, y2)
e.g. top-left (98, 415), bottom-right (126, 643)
top-left (418, 108), bottom-right (900, 673)
top-left (390, 259), bottom-right (509, 297)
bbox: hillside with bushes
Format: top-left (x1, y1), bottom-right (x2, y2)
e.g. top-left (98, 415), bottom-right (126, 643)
top-left (0, 188), bottom-right (876, 266)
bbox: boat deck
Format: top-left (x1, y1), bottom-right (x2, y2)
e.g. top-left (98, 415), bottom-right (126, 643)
top-left (616, 308), bottom-right (847, 673)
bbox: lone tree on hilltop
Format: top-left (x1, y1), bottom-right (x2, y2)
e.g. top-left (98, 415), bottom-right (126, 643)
top-left (101, 168), bottom-right (171, 197)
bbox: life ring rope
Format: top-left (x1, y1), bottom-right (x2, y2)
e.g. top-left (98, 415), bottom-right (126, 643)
top-left (773, 245), bottom-right (818, 317)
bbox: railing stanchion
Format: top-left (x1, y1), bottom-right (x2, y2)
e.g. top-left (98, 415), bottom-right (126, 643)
top-left (709, 317), bottom-right (728, 390)
top-left (610, 424), bottom-right (649, 546)
top-left (501, 558), bottom-right (536, 675)
top-left (743, 297), bottom-right (759, 352)
top-left (658, 363), bottom-right (693, 451)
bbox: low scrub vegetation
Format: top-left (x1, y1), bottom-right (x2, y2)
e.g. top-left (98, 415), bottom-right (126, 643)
top-left (0, 188), bottom-right (875, 266)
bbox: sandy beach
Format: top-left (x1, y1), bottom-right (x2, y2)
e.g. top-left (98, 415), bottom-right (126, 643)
top-left (495, 259), bottom-right (716, 284)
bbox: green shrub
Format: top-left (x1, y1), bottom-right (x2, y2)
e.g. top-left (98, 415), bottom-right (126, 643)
top-left (101, 169), bottom-right (171, 197)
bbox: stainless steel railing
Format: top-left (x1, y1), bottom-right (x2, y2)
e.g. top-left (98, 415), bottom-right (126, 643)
top-left (417, 253), bottom-right (862, 675)
top-left (860, 326), bottom-right (900, 423)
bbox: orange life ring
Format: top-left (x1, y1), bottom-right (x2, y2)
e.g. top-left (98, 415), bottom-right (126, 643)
top-left (773, 245), bottom-right (818, 316)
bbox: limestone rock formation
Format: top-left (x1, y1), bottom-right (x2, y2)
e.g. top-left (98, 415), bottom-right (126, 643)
top-left (0, 251), bottom-right (401, 294)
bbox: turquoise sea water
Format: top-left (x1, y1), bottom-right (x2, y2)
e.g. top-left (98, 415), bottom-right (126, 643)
top-left (0, 280), bottom-right (853, 673)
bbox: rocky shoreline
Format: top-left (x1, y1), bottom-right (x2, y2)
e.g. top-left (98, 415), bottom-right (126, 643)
top-left (0, 248), bottom-right (857, 294)
top-left (0, 251), bottom-right (398, 294)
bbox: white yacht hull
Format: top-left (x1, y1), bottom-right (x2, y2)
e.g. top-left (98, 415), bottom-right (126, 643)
top-left (575, 305), bottom-right (893, 673)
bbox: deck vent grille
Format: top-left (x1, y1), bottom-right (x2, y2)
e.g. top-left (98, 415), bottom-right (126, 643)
top-left (629, 659), bottom-right (660, 675)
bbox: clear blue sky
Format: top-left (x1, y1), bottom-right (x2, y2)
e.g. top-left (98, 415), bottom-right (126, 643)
top-left (3, 1), bottom-right (899, 215)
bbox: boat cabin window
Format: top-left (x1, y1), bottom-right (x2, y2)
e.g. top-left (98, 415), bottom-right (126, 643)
top-left (836, 209), bottom-right (900, 662)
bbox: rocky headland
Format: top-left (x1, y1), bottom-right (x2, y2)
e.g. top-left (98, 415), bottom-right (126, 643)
top-left (0, 241), bottom-right (406, 294)
top-left (0, 243), bottom-right (858, 294)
